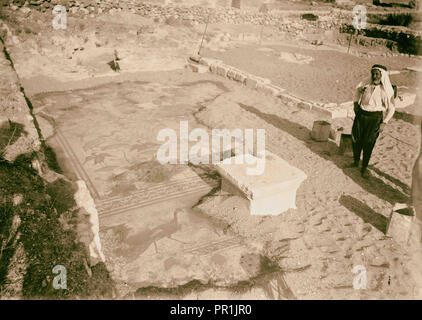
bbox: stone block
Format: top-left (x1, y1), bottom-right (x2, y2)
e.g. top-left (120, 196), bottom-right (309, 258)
top-left (323, 102), bottom-right (348, 119)
top-left (234, 72), bottom-right (247, 84)
top-left (189, 55), bottom-right (201, 63)
top-left (340, 101), bottom-right (354, 118)
top-left (329, 125), bottom-right (348, 142)
top-left (199, 58), bottom-right (211, 66)
top-left (311, 120), bottom-right (331, 142)
top-left (312, 104), bottom-right (333, 118)
top-left (258, 84), bottom-right (280, 97)
top-left (279, 94), bottom-right (301, 108)
top-left (297, 101), bottom-right (312, 110)
top-left (338, 133), bottom-right (353, 155)
top-left (199, 58), bottom-right (222, 67)
top-left (216, 151), bottom-right (307, 216)
top-left (217, 65), bottom-right (228, 77)
top-left (313, 103), bottom-right (348, 119)
top-left (255, 82), bottom-right (267, 94)
top-left (227, 68), bottom-right (237, 80)
top-left (386, 203), bottom-right (415, 245)
top-left (329, 108), bottom-right (348, 119)
top-left (245, 77), bottom-right (258, 89)
top-left (264, 84), bottom-right (283, 96)
top-left (329, 128), bottom-right (338, 141)
top-left (0, 117), bottom-right (10, 130)
top-left (210, 63), bottom-right (219, 74)
top-left (324, 102), bottom-right (338, 109)
top-left (188, 63), bottom-right (208, 73)
top-left (249, 191), bottom-right (299, 216)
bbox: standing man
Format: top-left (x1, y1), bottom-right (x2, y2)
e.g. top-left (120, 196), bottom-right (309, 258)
top-left (349, 64), bottom-right (396, 179)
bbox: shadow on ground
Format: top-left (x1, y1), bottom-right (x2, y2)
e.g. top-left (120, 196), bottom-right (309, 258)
top-left (133, 255), bottom-right (296, 300)
top-left (339, 194), bottom-right (389, 233)
top-left (0, 121), bottom-right (26, 158)
top-left (394, 109), bottom-right (422, 125)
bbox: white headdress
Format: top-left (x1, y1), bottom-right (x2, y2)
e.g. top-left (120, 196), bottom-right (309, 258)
top-left (372, 67), bottom-right (394, 101)
top-left (356, 66), bottom-right (395, 108)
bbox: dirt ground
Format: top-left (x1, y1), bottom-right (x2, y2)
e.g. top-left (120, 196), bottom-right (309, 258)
top-left (1, 1), bottom-right (422, 300)
top-left (204, 42), bottom-right (421, 103)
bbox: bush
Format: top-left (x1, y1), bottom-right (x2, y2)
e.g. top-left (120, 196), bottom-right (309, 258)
top-left (0, 151), bottom-right (115, 298)
top-left (301, 13), bottom-right (318, 21)
top-left (0, 121), bottom-right (26, 159)
top-left (379, 13), bottom-right (414, 27)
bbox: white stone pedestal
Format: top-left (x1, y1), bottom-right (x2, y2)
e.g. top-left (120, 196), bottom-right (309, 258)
top-left (386, 203), bottom-right (415, 245)
top-left (216, 151), bottom-right (307, 215)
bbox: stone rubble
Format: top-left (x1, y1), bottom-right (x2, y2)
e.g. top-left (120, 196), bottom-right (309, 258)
top-left (3, 0), bottom-right (420, 55)
top-left (5, 0), bottom-right (351, 30)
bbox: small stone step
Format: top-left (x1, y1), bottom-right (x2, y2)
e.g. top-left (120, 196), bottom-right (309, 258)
top-left (338, 133), bottom-right (353, 155)
top-left (189, 55), bottom-right (201, 63)
top-left (311, 120), bottom-right (331, 142)
top-left (188, 63), bottom-right (208, 74)
top-left (386, 203), bottom-right (415, 245)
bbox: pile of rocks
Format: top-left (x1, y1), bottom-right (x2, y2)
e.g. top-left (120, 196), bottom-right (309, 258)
top-left (127, 4), bottom-right (350, 29)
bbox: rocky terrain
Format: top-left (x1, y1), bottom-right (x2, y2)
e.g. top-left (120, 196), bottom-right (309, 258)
top-left (0, 0), bottom-right (421, 300)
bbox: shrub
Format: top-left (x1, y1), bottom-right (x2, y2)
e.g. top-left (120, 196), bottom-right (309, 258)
top-left (379, 13), bottom-right (414, 27)
top-left (301, 13), bottom-right (318, 21)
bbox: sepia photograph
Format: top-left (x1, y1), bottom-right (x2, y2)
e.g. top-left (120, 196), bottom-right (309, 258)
top-left (0, 0), bottom-right (421, 306)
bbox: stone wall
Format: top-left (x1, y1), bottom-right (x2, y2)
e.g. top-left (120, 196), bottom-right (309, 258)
top-left (340, 23), bottom-right (422, 54)
top-left (9, 0), bottom-right (274, 9)
top-left (4, 0), bottom-right (351, 27)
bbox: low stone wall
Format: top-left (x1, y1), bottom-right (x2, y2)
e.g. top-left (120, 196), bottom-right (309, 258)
top-left (189, 56), bottom-right (418, 121)
top-left (340, 23), bottom-right (422, 55)
top-left (5, 0), bottom-right (350, 28)
top-left (189, 56), bottom-right (354, 120)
